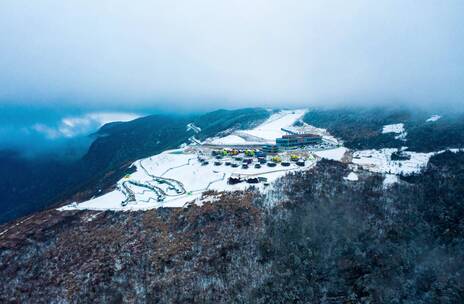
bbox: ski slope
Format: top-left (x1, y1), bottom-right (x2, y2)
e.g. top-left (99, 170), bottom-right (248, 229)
top-left (208, 109), bottom-right (306, 145)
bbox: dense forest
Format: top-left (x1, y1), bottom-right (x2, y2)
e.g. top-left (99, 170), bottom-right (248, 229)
top-left (303, 108), bottom-right (464, 152)
top-left (255, 152), bottom-right (464, 303)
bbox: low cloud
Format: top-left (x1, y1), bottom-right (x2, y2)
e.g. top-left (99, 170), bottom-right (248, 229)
top-left (31, 112), bottom-right (140, 139)
top-left (0, 1), bottom-right (463, 109)
top-left (0, 111), bottom-right (140, 158)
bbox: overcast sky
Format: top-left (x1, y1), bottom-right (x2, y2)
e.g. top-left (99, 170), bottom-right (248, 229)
top-left (0, 0), bottom-right (463, 110)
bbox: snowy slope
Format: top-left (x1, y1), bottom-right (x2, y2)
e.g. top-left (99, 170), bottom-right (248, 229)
top-left (59, 148), bottom-right (316, 211)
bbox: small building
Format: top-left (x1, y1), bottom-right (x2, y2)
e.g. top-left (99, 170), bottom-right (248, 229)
top-left (262, 145), bottom-right (280, 154)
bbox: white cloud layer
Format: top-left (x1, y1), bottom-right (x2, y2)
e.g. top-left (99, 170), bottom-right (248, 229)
top-left (32, 112), bottom-right (140, 139)
top-left (0, 0), bottom-right (463, 108)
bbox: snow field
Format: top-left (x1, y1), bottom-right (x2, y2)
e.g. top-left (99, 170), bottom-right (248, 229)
top-left (382, 123), bottom-right (405, 134)
top-left (352, 148), bottom-right (434, 175)
top-left (314, 147), bottom-right (348, 161)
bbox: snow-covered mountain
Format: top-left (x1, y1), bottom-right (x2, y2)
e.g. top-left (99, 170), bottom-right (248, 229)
top-left (59, 107), bottom-right (464, 213)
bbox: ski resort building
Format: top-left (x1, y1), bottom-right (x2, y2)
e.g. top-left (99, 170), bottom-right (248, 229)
top-left (276, 133), bottom-right (322, 148)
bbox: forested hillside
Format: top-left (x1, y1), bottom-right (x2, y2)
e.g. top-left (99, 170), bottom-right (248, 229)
top-left (2, 152), bottom-right (463, 303)
top-left (303, 108), bottom-right (464, 152)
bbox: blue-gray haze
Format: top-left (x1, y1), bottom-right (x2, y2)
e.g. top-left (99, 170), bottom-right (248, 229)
top-left (0, 0), bottom-right (463, 154)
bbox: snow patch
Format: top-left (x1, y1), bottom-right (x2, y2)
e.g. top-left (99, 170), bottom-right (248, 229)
top-left (382, 123), bottom-right (404, 134)
top-left (382, 123), bottom-right (407, 141)
top-left (426, 115), bottom-right (441, 122)
top-left (314, 147), bottom-right (347, 161)
top-left (383, 174), bottom-right (399, 188)
top-left (344, 172), bottom-right (358, 181)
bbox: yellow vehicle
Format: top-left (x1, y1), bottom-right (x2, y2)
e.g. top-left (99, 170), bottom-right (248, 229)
top-left (290, 155), bottom-right (300, 161)
top-left (272, 155), bottom-right (282, 163)
top-left (244, 149), bottom-right (255, 157)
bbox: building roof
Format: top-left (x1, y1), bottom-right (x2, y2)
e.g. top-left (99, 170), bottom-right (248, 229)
top-left (281, 133), bottom-right (321, 139)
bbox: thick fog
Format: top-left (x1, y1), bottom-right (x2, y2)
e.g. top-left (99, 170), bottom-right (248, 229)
top-left (1, 0), bottom-right (464, 157)
top-left (0, 0), bottom-right (463, 109)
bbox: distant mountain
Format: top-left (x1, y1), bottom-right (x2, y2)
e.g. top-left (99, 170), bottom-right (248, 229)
top-left (0, 108), bottom-right (269, 224)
